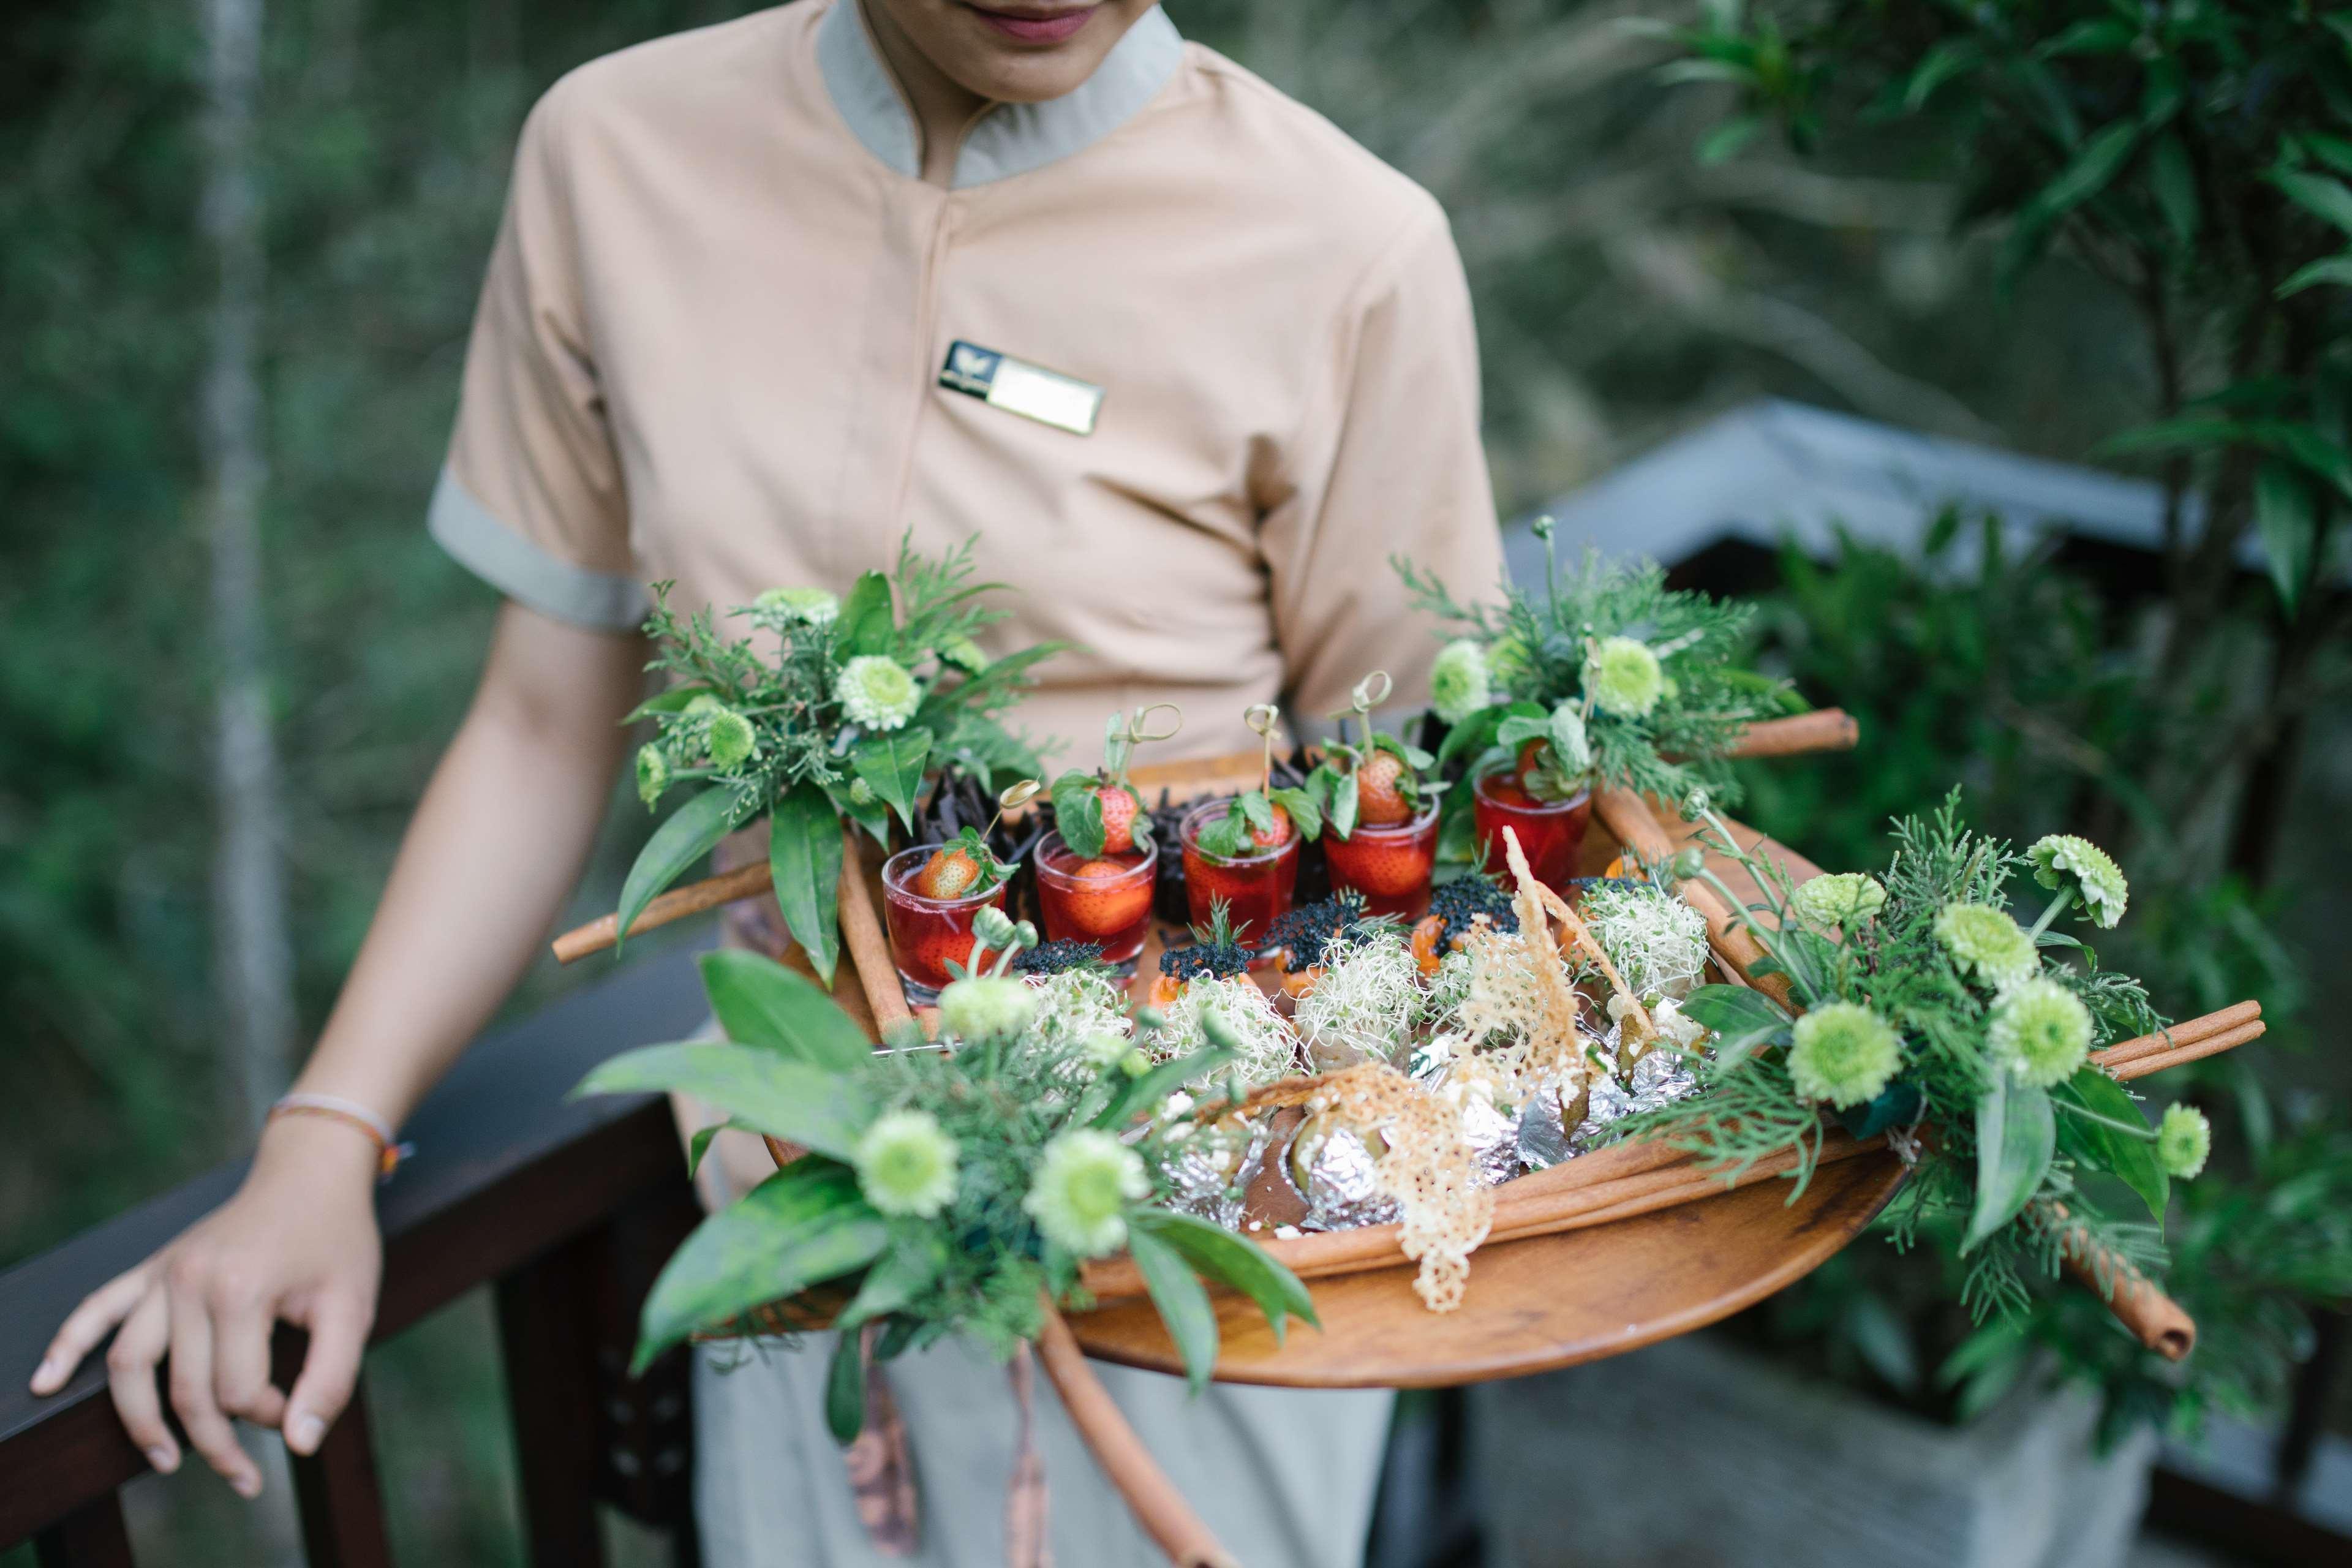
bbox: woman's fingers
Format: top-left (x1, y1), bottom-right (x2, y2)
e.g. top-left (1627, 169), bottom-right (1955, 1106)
top-left (103, 1288), bottom-right (178, 1476)
top-left (165, 1285), bottom-right (262, 1498)
top-left (283, 1291), bottom-right (371, 1457)
top-left (31, 1265), bottom-right (153, 1395)
top-left (210, 1280), bottom-right (285, 1430)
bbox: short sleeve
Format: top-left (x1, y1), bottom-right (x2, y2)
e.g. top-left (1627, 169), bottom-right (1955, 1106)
top-left (428, 87), bottom-right (645, 632)
top-left (1260, 203), bottom-right (1505, 723)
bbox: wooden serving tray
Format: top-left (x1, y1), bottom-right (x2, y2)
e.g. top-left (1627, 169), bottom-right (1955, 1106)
top-left (775, 750), bottom-right (1902, 1387)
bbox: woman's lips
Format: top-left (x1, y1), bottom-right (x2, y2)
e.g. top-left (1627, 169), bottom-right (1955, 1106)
top-left (965, 4), bottom-right (1096, 45)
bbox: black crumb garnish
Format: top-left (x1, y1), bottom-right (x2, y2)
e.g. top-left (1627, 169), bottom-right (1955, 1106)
top-left (1012, 940), bottom-right (1116, 979)
top-left (1267, 889), bottom-right (1378, 973)
top-left (1430, 873), bottom-right (1519, 945)
top-left (1158, 940), bottom-right (1251, 983)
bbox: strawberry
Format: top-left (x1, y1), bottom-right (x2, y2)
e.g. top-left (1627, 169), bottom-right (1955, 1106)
top-left (1055, 858), bottom-right (1154, 938)
top-left (915, 844), bottom-right (984, 900)
top-left (1095, 786), bottom-right (1140, 854)
top-left (1355, 750), bottom-right (1412, 827)
top-left (1251, 803), bottom-right (1293, 850)
top-left (903, 917), bottom-right (990, 982)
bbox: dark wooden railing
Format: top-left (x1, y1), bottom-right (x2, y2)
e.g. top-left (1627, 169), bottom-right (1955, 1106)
top-left (0, 948), bottom-right (715, 1566)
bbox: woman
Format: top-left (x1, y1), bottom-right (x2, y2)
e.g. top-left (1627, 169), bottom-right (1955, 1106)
top-left (34, 2), bottom-right (1503, 1562)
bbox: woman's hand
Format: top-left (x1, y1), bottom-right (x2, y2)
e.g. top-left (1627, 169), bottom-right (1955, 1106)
top-left (29, 1100), bottom-right (385, 1493)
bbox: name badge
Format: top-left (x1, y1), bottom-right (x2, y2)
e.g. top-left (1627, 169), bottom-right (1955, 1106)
top-left (938, 341), bottom-right (1102, 436)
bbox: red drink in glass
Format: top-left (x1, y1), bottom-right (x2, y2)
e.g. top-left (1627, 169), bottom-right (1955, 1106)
top-left (1323, 799), bottom-right (1442, 921)
top-left (1472, 770), bottom-right (1591, 894)
top-left (1178, 798), bottom-right (1300, 954)
top-left (881, 843), bottom-right (1007, 1004)
top-left (1033, 831), bottom-right (1158, 973)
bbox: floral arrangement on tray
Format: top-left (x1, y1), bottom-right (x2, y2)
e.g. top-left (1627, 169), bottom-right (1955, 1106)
top-left (1395, 518), bottom-right (1795, 860)
top-left (578, 921), bottom-right (1315, 1406)
top-left (1626, 792), bottom-right (2211, 1324)
top-left (616, 535), bottom-right (1058, 981)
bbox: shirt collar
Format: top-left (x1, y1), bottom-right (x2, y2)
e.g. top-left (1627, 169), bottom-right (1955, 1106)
top-left (816, 1), bottom-right (1182, 189)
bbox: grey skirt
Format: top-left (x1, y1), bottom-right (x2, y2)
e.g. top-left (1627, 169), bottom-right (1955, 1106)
top-left (692, 1332), bottom-right (1393, 1568)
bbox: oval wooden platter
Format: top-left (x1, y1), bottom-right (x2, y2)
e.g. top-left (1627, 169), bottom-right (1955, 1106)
top-left (779, 750), bottom-right (1904, 1387)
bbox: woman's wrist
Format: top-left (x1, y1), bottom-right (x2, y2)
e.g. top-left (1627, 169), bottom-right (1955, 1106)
top-left (252, 1106), bottom-right (391, 1193)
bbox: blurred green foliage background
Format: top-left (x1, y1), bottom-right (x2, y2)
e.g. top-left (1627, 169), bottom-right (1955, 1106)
top-left (6, 1), bottom-right (2346, 1562)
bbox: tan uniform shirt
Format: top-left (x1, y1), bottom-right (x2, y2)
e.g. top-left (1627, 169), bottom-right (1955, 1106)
top-left (431, 0), bottom-right (1503, 761)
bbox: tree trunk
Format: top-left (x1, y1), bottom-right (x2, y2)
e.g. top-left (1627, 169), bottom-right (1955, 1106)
top-left (200, 0), bottom-right (295, 1134)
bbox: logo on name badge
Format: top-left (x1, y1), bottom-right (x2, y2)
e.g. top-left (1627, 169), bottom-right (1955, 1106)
top-left (938, 339), bottom-right (1102, 436)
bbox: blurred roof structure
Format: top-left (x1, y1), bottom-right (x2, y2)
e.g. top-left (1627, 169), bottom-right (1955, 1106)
top-left (1512, 398), bottom-right (2213, 581)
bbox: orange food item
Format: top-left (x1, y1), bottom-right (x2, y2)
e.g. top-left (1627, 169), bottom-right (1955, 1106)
top-left (1411, 914), bottom-right (1446, 977)
top-left (1281, 966), bottom-right (1324, 1002)
top-left (1147, 972), bottom-right (1184, 1009)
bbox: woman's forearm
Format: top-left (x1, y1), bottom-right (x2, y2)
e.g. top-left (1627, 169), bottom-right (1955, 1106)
top-left (287, 602), bottom-right (647, 1128)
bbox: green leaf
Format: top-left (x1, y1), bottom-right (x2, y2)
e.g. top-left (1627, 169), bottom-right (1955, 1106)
top-left (2148, 135), bottom-right (2198, 247)
top-left (2094, 417), bottom-right (2253, 458)
top-left (851, 726), bottom-right (933, 832)
top-left (2054, 1067), bottom-right (2168, 1224)
top-left (1126, 1224), bottom-right (1220, 1393)
top-left (2253, 459), bottom-right (2320, 612)
top-left (830, 781), bottom-right (892, 850)
top-left (622, 685), bottom-right (714, 724)
top-left (616, 788), bottom-right (744, 951)
top-left (1131, 1209), bottom-right (1317, 1342)
top-left (1434, 706), bottom-right (1504, 772)
top-left (635, 1163), bottom-right (886, 1371)
top-left (1695, 114), bottom-right (1762, 166)
top-left (2279, 254), bottom-right (2352, 298)
top-left (1269, 785), bottom-right (1323, 842)
top-left (1964, 1076), bottom-right (2055, 1253)
top-left (1092, 1047), bottom-right (1236, 1133)
top-left (1494, 713), bottom-right (1551, 752)
top-left (2271, 168), bottom-right (2352, 238)
top-left (685, 1120), bottom-right (755, 1182)
top-left (2037, 18), bottom-right (2135, 58)
top-left (578, 1042), bottom-right (874, 1161)
top-left (1902, 39), bottom-right (1980, 110)
top-left (1678, 984), bottom-right (1791, 1071)
top-left (1840, 1082), bottom-right (1923, 1141)
top-left (1329, 770), bottom-right (1358, 841)
top-left (824, 1331), bottom-right (866, 1444)
top-left (699, 949), bottom-right (871, 1071)
top-left (837, 571), bottom-right (896, 656)
top-left (839, 1234), bottom-right (948, 1332)
top-left (1237, 793), bottom-right (1275, 835)
top-left (2303, 134), bottom-right (2352, 178)
top-left (1052, 771), bottom-right (1108, 859)
top-left (2007, 119), bottom-right (2141, 269)
top-left (769, 783), bottom-right (845, 987)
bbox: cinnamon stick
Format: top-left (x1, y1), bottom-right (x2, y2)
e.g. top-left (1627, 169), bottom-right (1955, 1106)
top-left (1594, 787), bottom-right (1794, 1008)
top-left (1722, 709), bottom-right (1858, 760)
top-left (2051, 1204), bottom-right (2195, 1361)
top-left (834, 823), bottom-right (914, 1031)
top-left (552, 862), bottom-right (775, 963)
top-left (2108, 1019), bottom-right (2265, 1082)
top-left (2090, 1001), bottom-right (2261, 1072)
top-left (1033, 1301), bottom-right (1237, 1568)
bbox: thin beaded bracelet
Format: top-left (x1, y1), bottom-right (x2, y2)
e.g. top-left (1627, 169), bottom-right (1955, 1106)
top-left (266, 1093), bottom-right (413, 1181)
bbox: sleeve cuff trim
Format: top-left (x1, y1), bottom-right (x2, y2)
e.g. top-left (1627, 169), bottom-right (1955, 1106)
top-left (427, 467), bottom-right (646, 633)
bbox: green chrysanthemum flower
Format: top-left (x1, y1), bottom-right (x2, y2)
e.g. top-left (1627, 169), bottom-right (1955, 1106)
top-left (1934, 902), bottom-right (2039, 989)
top-left (2028, 834), bottom-right (2129, 929)
top-left (854, 1109), bottom-right (959, 1218)
top-left (1988, 978), bottom-right (2093, 1088)
top-left (2157, 1103), bottom-right (2211, 1180)
top-left (635, 744), bottom-right (669, 809)
top-left (703, 706), bottom-right (758, 769)
top-left (940, 635), bottom-right (990, 673)
top-left (835, 655), bottom-right (921, 731)
top-left (1584, 636), bottom-right (1665, 718)
top-left (937, 975), bottom-right (1035, 1043)
top-left (754, 586), bottom-right (840, 627)
top-left (1428, 639), bottom-right (1490, 726)
top-left (1023, 1128), bottom-right (1147, 1257)
top-left (1790, 873), bottom-right (1887, 930)
top-left (848, 777), bottom-right (876, 806)
top-left (1788, 1001), bottom-right (1902, 1109)
top-left (1487, 634), bottom-right (1533, 689)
